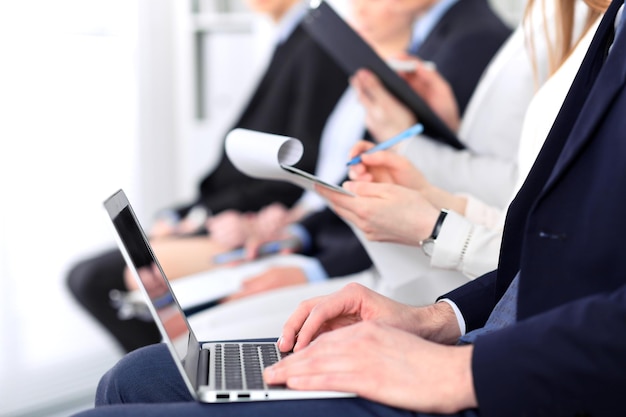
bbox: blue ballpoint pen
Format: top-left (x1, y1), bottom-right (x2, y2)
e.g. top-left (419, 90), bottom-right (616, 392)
top-left (346, 123), bottom-right (424, 166)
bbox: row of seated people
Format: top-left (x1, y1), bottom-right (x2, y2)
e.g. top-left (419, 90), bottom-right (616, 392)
top-left (71, 0), bottom-right (626, 414)
top-left (67, 0), bottom-right (511, 352)
top-left (158, 0), bottom-right (601, 344)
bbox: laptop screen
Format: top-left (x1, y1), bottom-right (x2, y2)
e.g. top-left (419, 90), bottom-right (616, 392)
top-left (103, 189), bottom-right (202, 391)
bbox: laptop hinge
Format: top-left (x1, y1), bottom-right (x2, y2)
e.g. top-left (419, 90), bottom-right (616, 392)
top-left (197, 348), bottom-right (210, 387)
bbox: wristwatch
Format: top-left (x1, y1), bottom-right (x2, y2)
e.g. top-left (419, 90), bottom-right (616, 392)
top-left (420, 209), bottom-right (449, 257)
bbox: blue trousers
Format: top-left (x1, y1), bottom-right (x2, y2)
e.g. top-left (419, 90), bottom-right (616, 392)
top-left (71, 343), bottom-right (480, 417)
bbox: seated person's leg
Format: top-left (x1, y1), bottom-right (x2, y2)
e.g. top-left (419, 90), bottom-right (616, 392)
top-left (66, 248), bottom-right (161, 352)
top-left (130, 206), bottom-right (288, 288)
top-left (89, 342), bottom-right (478, 417)
top-left (96, 343), bottom-right (193, 405)
top-left (140, 235), bottom-right (229, 283)
top-left (77, 396), bottom-right (465, 417)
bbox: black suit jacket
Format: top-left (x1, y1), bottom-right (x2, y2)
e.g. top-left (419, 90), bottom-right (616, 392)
top-left (177, 24), bottom-right (348, 217)
top-left (414, 0), bottom-right (511, 114)
top-left (301, 0), bottom-right (510, 279)
top-left (443, 1), bottom-right (626, 414)
top-left (299, 208), bottom-right (371, 278)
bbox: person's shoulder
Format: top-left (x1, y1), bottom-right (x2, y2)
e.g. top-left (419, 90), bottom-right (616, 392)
top-left (287, 24), bottom-right (330, 56)
top-left (438, 1), bottom-right (511, 47)
top-left (278, 24), bottom-right (326, 60)
top-left (284, 24), bottom-right (347, 75)
top-left (445, 0), bottom-right (511, 32)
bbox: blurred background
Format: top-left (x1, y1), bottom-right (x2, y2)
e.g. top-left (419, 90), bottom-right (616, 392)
top-left (0, 0), bottom-right (524, 415)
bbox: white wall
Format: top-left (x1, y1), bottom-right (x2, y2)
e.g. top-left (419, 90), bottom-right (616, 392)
top-left (0, 1), bottom-right (139, 415)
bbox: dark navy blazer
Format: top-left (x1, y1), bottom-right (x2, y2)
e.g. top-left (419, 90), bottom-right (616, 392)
top-left (444, 1), bottom-right (626, 414)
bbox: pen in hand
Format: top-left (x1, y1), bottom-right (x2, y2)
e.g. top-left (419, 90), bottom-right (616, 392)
top-left (346, 123), bottom-right (424, 166)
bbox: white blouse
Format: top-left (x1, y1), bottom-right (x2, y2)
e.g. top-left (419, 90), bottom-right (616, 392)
top-left (430, 15), bottom-right (600, 278)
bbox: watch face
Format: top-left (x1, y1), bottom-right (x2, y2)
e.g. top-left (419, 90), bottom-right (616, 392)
top-left (422, 238), bottom-right (435, 257)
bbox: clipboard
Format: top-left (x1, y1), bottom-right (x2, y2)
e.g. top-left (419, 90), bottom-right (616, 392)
top-left (302, 1), bottom-right (465, 150)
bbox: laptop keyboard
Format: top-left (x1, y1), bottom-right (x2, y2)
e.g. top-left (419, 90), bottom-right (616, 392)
top-left (214, 343), bottom-right (287, 390)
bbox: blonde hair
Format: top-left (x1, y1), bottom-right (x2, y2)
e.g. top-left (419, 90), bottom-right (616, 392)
top-left (525, 0), bottom-right (610, 82)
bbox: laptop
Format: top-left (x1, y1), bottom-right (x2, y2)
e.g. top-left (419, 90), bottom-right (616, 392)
top-left (103, 189), bottom-right (355, 402)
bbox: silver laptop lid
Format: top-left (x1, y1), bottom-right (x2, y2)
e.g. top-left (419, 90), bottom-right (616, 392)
top-left (103, 189), bottom-right (202, 397)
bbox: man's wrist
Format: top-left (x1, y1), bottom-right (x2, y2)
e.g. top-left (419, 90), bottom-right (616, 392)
top-left (409, 302), bottom-right (462, 345)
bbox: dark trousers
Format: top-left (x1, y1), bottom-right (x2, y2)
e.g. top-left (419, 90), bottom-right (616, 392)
top-left (70, 343), bottom-right (480, 417)
top-left (66, 248), bottom-right (161, 352)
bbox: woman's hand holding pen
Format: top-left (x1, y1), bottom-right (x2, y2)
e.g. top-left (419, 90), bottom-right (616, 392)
top-left (317, 181), bottom-right (439, 246)
top-left (348, 140), bottom-right (430, 192)
top-left (345, 144), bottom-right (468, 220)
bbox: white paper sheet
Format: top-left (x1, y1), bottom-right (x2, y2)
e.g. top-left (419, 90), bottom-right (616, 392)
top-left (225, 128), bottom-right (353, 195)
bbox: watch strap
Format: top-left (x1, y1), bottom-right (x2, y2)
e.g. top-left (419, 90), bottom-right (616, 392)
top-left (429, 209), bottom-right (449, 240)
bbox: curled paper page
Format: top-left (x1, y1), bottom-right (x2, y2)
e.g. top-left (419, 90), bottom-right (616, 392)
top-left (225, 128), bottom-right (353, 195)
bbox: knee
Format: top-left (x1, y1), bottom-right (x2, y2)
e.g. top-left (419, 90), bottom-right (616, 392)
top-left (95, 345), bottom-right (158, 405)
top-left (66, 258), bottom-right (103, 302)
top-left (96, 344), bottom-right (188, 405)
top-left (95, 359), bottom-right (126, 405)
top-left (66, 249), bottom-right (125, 302)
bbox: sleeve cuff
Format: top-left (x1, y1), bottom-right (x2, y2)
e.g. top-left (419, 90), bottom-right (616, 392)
top-left (286, 224), bottom-right (329, 282)
top-left (299, 257), bottom-right (329, 283)
top-left (430, 210), bottom-right (474, 273)
top-left (287, 223), bottom-right (312, 253)
top-left (437, 298), bottom-right (466, 336)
